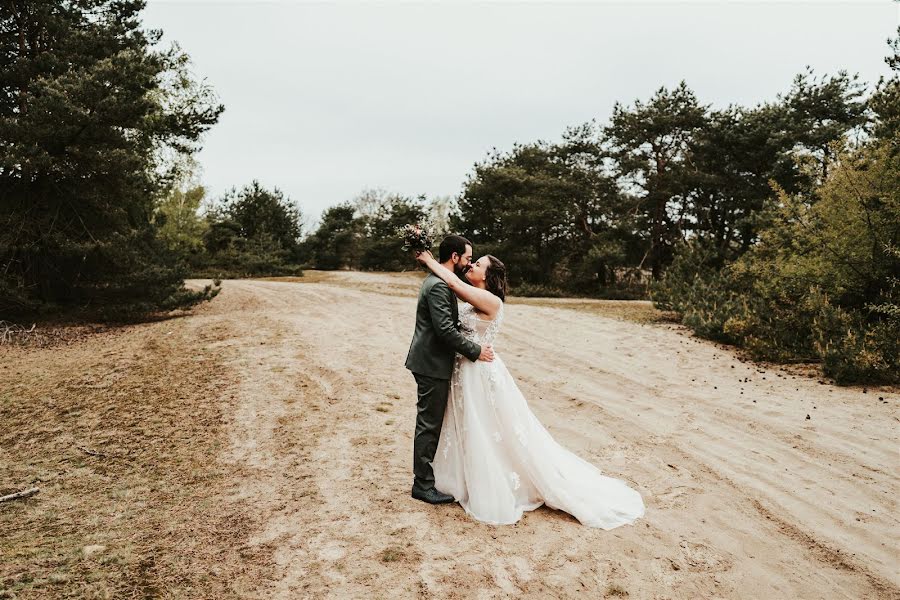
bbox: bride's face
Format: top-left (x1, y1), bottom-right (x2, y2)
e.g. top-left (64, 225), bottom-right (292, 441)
top-left (465, 256), bottom-right (489, 286)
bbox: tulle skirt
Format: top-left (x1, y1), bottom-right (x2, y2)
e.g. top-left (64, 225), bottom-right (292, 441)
top-left (432, 355), bottom-right (645, 529)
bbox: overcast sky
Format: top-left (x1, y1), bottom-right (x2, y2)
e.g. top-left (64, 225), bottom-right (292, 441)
top-left (142, 1), bottom-right (898, 225)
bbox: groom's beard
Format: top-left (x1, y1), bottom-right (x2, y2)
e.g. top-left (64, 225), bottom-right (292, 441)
top-left (454, 264), bottom-right (470, 280)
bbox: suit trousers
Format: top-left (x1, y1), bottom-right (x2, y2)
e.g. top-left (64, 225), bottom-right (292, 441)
top-left (412, 372), bottom-right (451, 491)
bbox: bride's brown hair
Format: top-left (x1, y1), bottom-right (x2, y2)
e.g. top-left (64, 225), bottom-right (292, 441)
top-left (485, 255), bottom-right (509, 301)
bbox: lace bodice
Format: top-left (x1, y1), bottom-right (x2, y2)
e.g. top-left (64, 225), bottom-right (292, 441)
top-left (458, 302), bottom-right (504, 347)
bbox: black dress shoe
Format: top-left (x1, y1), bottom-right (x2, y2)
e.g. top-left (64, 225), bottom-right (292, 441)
top-left (411, 486), bottom-right (455, 504)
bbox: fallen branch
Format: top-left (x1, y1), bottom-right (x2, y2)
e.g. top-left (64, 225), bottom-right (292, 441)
top-left (77, 445), bottom-right (109, 458)
top-left (76, 445), bottom-right (130, 461)
top-left (0, 488), bottom-right (39, 503)
top-left (0, 320), bottom-right (36, 344)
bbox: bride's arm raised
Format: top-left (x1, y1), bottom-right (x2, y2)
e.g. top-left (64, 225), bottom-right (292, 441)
top-left (416, 251), bottom-right (502, 317)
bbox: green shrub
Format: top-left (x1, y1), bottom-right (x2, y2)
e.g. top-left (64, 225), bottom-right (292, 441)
top-left (509, 283), bottom-right (568, 298)
top-left (650, 239), bottom-right (748, 343)
top-left (653, 142), bottom-right (899, 384)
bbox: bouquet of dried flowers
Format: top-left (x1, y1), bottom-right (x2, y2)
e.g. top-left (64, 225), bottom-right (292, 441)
top-left (398, 222), bottom-right (434, 253)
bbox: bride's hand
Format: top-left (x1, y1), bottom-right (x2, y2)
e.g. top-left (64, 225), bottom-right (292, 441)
top-left (415, 250), bottom-right (434, 264)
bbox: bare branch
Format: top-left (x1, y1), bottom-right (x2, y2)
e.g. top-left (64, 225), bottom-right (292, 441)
top-left (0, 488), bottom-right (39, 504)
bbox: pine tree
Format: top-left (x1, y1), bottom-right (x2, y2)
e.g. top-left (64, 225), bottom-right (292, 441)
top-left (0, 1), bottom-right (223, 317)
top-left (604, 82), bottom-right (708, 279)
top-left (201, 181), bottom-right (304, 276)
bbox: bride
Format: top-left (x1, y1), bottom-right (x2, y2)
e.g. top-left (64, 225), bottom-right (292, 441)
top-left (415, 250), bottom-right (645, 529)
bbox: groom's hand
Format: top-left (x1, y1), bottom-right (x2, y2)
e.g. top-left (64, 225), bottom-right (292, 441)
top-left (478, 345), bottom-right (495, 362)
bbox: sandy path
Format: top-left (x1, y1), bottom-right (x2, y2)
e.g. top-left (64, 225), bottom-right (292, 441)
top-left (189, 275), bottom-right (898, 599)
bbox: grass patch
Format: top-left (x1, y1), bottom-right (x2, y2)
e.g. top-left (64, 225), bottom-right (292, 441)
top-left (509, 297), bottom-right (675, 324)
top-left (255, 271), bottom-right (425, 298)
top-left (0, 317), bottom-right (273, 598)
top-left (379, 546), bottom-right (405, 563)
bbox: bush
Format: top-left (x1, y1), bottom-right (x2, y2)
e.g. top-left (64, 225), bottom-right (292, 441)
top-left (650, 239), bottom-right (749, 344)
top-left (652, 142), bottom-right (899, 384)
top-left (509, 283), bottom-right (568, 298)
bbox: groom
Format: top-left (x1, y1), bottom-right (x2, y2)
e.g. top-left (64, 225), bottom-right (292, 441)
top-left (405, 234), bottom-right (494, 504)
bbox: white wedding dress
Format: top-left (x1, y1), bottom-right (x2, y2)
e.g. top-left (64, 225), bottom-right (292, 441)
top-left (432, 302), bottom-right (645, 529)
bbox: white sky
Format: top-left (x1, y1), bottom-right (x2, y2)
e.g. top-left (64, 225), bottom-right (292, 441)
top-left (142, 1), bottom-right (899, 226)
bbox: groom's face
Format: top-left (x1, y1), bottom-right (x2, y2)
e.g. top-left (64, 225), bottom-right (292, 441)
top-left (453, 244), bottom-right (474, 278)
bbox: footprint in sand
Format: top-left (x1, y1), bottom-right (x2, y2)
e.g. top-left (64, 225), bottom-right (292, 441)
top-left (652, 460), bottom-right (702, 510)
top-left (678, 539), bottom-right (733, 572)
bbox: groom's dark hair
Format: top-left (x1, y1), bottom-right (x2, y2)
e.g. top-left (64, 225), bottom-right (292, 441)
top-left (438, 235), bottom-right (472, 263)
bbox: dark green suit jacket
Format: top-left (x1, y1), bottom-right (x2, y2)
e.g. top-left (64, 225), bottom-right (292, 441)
top-left (405, 273), bottom-right (482, 379)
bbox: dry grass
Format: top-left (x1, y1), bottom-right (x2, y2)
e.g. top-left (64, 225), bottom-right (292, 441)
top-left (0, 322), bottom-right (118, 350)
top-left (257, 272), bottom-right (331, 285)
top-left (508, 297), bottom-right (676, 324)
top-left (257, 270), bottom-right (424, 298)
top-left (0, 314), bottom-right (273, 598)
top-left (379, 546), bottom-right (405, 563)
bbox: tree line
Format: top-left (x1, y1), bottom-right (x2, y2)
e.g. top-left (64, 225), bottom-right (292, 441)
top-left (294, 44), bottom-right (899, 383)
top-left (174, 44), bottom-right (898, 383)
top-left (1, 1), bottom-right (895, 382)
top-left (266, 34), bottom-right (900, 384)
top-left (156, 183), bottom-right (439, 277)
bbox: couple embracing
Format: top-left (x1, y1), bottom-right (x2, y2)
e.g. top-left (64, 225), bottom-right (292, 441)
top-left (405, 235), bottom-right (645, 529)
